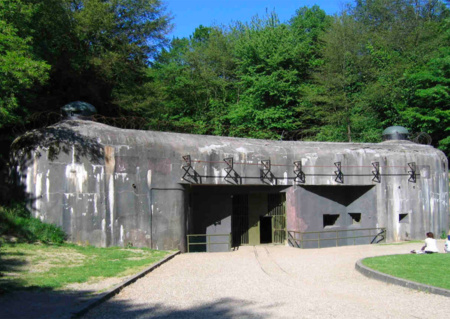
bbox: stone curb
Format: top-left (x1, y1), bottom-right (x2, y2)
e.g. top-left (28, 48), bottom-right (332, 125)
top-left (68, 250), bottom-right (181, 318)
top-left (355, 256), bottom-right (450, 298)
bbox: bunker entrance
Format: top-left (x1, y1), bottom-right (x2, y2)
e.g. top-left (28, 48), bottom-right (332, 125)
top-left (188, 185), bottom-right (287, 252)
top-left (260, 216), bottom-right (272, 244)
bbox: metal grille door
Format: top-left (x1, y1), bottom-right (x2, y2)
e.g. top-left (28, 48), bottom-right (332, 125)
top-left (268, 193), bottom-right (286, 244)
top-left (232, 195), bottom-right (249, 246)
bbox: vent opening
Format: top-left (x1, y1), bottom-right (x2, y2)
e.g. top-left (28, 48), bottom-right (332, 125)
top-left (349, 213), bottom-right (361, 225)
top-left (399, 213), bottom-right (409, 223)
top-left (323, 214), bottom-right (340, 227)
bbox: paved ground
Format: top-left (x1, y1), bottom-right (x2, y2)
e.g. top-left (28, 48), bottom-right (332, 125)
top-left (82, 242), bottom-right (448, 319)
top-left (0, 252), bottom-right (177, 319)
top-left (0, 290), bottom-right (91, 319)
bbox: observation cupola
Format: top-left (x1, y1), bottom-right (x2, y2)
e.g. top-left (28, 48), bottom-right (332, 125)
top-left (61, 101), bottom-right (97, 119)
top-left (382, 126), bottom-right (409, 141)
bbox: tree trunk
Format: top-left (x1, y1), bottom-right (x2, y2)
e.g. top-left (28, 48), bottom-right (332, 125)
top-left (347, 123), bottom-right (352, 142)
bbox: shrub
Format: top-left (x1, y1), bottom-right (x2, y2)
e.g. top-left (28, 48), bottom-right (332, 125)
top-left (0, 203), bottom-right (66, 244)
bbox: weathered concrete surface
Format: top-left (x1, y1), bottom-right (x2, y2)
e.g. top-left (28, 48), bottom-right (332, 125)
top-left (12, 120), bottom-right (449, 250)
top-left (289, 185), bottom-right (378, 248)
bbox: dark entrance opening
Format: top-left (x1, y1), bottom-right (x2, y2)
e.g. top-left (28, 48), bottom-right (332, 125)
top-left (260, 216), bottom-right (272, 244)
top-left (188, 185), bottom-right (288, 251)
top-left (232, 194), bottom-right (249, 246)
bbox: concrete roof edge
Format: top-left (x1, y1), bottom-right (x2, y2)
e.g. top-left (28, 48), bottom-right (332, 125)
top-left (28, 119), bottom-right (443, 153)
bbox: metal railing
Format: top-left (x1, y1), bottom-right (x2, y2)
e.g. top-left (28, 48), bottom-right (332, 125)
top-left (287, 227), bottom-right (386, 249)
top-left (187, 233), bottom-right (232, 253)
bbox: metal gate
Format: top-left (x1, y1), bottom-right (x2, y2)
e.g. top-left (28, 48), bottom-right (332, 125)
top-left (232, 195), bottom-right (249, 246)
top-left (268, 193), bottom-right (286, 244)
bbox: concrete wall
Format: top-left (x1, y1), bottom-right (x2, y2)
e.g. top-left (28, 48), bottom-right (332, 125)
top-left (289, 186), bottom-right (377, 248)
top-left (192, 190), bottom-right (231, 252)
top-left (11, 120), bottom-right (449, 251)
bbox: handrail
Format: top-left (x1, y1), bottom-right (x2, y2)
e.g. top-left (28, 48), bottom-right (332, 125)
top-left (287, 227), bottom-right (386, 249)
top-left (289, 227), bottom-right (385, 234)
top-left (188, 233), bottom-right (231, 237)
top-left (187, 233), bottom-right (232, 253)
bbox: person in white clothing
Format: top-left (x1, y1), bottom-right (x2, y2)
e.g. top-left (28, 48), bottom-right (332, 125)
top-left (411, 232), bottom-right (439, 254)
top-left (444, 235), bottom-right (450, 253)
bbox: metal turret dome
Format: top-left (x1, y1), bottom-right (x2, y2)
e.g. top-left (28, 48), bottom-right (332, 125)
top-left (382, 126), bottom-right (409, 141)
top-left (61, 101), bottom-right (97, 119)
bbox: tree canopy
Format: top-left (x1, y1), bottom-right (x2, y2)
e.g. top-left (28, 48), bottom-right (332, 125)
top-left (0, 0), bottom-right (171, 121)
top-left (0, 0), bottom-right (50, 128)
top-left (1, 0), bottom-right (449, 156)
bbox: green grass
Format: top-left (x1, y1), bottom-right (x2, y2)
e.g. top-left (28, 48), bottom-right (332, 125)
top-left (0, 204), bottom-right (66, 244)
top-left (362, 254), bottom-right (450, 290)
top-left (0, 243), bottom-right (169, 292)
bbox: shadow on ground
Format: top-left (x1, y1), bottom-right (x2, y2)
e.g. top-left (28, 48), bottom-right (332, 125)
top-left (0, 250), bottom-right (95, 319)
top-left (0, 252), bottom-right (267, 319)
top-left (0, 285), bottom-right (101, 319)
top-left (0, 289), bottom-right (270, 319)
top-left (82, 297), bottom-right (271, 319)
top-left (0, 248), bottom-right (29, 295)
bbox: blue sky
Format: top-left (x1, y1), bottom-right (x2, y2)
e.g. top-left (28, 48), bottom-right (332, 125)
top-left (165, 0), bottom-right (347, 39)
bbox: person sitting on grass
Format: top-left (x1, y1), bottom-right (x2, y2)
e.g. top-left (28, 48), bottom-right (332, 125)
top-left (444, 235), bottom-right (450, 253)
top-left (410, 232), bottom-right (439, 254)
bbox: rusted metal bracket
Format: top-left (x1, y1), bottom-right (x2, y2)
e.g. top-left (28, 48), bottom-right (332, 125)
top-left (334, 162), bottom-right (344, 183)
top-left (182, 155), bottom-right (200, 183)
top-left (372, 162), bottom-right (381, 183)
top-left (408, 162), bottom-right (416, 183)
top-left (261, 159), bottom-right (271, 179)
top-left (293, 161), bottom-right (305, 184)
top-left (224, 157), bottom-right (241, 184)
top-left (260, 159), bottom-right (276, 184)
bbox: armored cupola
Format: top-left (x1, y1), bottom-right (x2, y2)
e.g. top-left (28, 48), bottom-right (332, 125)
top-left (382, 126), bottom-right (409, 141)
top-left (61, 101), bottom-right (97, 119)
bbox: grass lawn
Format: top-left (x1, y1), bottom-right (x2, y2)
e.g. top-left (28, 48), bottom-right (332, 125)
top-left (0, 243), bottom-right (170, 293)
top-left (362, 254), bottom-right (450, 290)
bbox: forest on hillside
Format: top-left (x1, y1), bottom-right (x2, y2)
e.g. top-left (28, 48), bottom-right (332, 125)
top-left (1, 0), bottom-right (449, 156)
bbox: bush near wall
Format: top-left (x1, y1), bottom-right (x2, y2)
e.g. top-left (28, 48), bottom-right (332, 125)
top-left (0, 204), bottom-right (66, 244)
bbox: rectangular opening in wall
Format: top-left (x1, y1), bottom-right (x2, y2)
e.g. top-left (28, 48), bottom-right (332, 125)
top-left (399, 213), bottom-right (409, 223)
top-left (348, 213), bottom-right (361, 225)
top-left (232, 194), bottom-right (249, 246)
top-left (259, 216), bottom-right (272, 244)
top-left (323, 214), bottom-right (339, 228)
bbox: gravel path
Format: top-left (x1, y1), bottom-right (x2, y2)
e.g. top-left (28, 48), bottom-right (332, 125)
top-left (83, 242), bottom-right (448, 319)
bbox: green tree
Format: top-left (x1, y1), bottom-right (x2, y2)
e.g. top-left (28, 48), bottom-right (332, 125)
top-left (314, 12), bottom-right (369, 142)
top-left (289, 6), bottom-right (331, 139)
top-left (185, 26), bottom-right (237, 134)
top-left (20, 0), bottom-right (172, 115)
top-left (227, 8), bottom-right (329, 139)
top-left (127, 25), bottom-right (237, 135)
top-left (0, 0), bottom-right (50, 128)
top-left (401, 46), bottom-right (450, 152)
top-left (315, 0), bottom-right (449, 144)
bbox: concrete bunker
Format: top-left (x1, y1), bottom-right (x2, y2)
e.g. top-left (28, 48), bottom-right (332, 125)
top-left (11, 119), bottom-right (449, 252)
